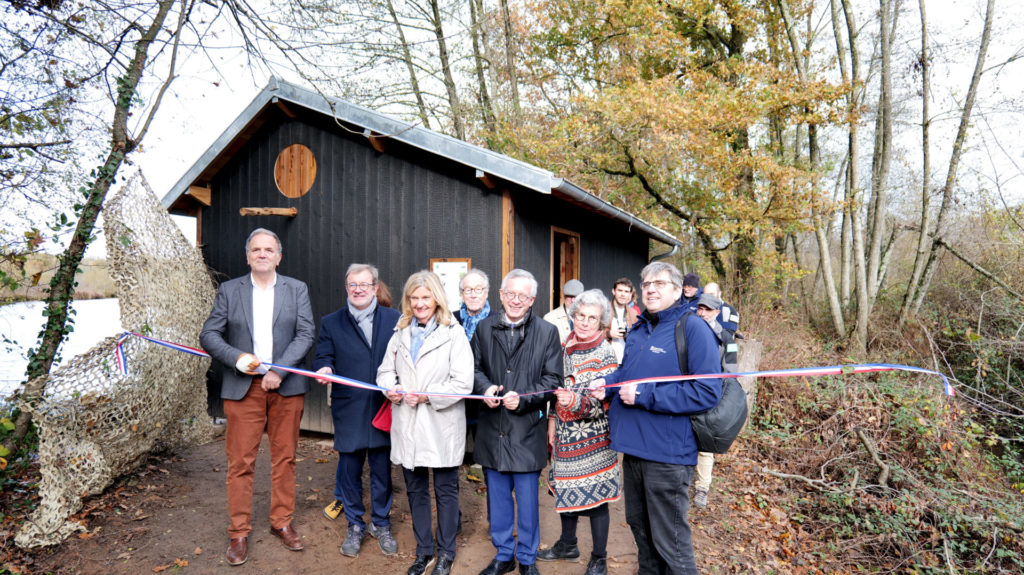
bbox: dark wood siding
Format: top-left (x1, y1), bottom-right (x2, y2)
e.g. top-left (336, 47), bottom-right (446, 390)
top-left (512, 189), bottom-right (650, 315)
top-left (200, 108), bottom-right (503, 432)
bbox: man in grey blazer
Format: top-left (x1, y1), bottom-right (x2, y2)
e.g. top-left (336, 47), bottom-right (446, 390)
top-left (200, 228), bottom-right (315, 566)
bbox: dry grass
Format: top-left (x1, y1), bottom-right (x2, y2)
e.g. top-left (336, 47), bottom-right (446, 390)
top-left (0, 255), bottom-right (115, 303)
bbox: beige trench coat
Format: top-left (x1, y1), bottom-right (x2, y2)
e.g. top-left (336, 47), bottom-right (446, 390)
top-left (376, 321), bottom-right (474, 469)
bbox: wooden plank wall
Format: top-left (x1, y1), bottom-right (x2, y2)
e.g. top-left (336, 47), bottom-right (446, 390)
top-left (199, 107), bottom-right (504, 433)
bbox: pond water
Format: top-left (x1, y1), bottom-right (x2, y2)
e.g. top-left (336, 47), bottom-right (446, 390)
top-left (0, 298), bottom-right (123, 398)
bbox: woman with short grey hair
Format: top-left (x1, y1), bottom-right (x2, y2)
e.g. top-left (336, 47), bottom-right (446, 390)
top-left (540, 288), bottom-right (620, 575)
top-left (568, 289), bottom-right (611, 330)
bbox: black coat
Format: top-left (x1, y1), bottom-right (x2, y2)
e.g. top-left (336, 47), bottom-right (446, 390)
top-left (471, 310), bottom-right (563, 472)
top-left (313, 304), bottom-right (400, 452)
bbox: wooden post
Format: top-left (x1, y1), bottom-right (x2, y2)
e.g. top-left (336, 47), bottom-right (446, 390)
top-left (239, 207), bottom-right (297, 217)
top-left (501, 190), bottom-right (514, 277)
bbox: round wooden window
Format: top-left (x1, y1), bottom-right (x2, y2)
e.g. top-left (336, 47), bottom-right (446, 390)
top-left (274, 143), bottom-right (317, 198)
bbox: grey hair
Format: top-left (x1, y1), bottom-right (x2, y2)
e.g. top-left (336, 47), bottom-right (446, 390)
top-left (245, 228), bottom-right (282, 254)
top-left (703, 282), bottom-right (721, 298)
top-left (345, 263), bottom-right (380, 283)
top-left (460, 268), bottom-right (490, 290)
top-left (640, 261), bottom-right (683, 288)
top-left (500, 268), bottom-right (538, 297)
top-left (568, 289), bottom-right (612, 329)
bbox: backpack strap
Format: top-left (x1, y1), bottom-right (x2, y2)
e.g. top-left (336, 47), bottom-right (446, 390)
top-left (674, 312), bottom-right (694, 376)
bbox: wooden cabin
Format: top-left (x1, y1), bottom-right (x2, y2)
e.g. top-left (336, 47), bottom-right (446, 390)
top-left (162, 77), bottom-right (682, 433)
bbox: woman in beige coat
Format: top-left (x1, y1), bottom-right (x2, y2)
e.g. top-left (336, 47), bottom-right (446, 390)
top-left (378, 270), bottom-right (474, 575)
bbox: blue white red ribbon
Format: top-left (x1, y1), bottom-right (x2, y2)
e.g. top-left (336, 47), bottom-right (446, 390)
top-left (114, 331), bottom-right (954, 399)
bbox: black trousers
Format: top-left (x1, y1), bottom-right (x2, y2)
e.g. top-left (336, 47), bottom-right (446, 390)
top-left (557, 503), bottom-right (610, 558)
top-left (403, 466), bottom-right (460, 559)
top-left (623, 454), bottom-right (698, 575)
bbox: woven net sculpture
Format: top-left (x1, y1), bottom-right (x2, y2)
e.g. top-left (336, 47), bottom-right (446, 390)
top-left (16, 173), bottom-right (214, 548)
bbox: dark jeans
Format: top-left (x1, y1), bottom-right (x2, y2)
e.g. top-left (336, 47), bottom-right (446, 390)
top-left (558, 503), bottom-right (610, 558)
top-left (623, 454), bottom-right (698, 575)
top-left (337, 447), bottom-right (393, 529)
top-left (403, 466), bottom-right (460, 559)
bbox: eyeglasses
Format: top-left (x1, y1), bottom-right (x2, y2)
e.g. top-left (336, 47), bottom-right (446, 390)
top-left (462, 287), bottom-right (487, 295)
top-left (640, 280), bottom-right (676, 290)
top-left (500, 290), bottom-right (534, 303)
top-left (573, 313), bottom-right (601, 325)
top-left (346, 282), bottom-right (377, 291)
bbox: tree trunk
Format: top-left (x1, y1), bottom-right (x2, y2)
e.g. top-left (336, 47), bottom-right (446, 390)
top-left (468, 0), bottom-right (495, 136)
top-left (900, 0), bottom-right (932, 323)
top-left (839, 0), bottom-right (868, 354)
top-left (499, 0), bottom-right (520, 119)
top-left (779, 0), bottom-right (844, 336)
top-left (867, 0), bottom-right (893, 303)
top-left (8, 0), bottom-right (177, 447)
top-left (386, 0), bottom-right (432, 130)
top-left (428, 0), bottom-right (464, 139)
top-left (910, 0), bottom-right (996, 315)
top-left (831, 0), bottom-right (852, 310)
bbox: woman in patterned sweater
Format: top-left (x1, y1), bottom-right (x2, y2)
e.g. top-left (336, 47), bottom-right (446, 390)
top-left (540, 289), bottom-right (621, 575)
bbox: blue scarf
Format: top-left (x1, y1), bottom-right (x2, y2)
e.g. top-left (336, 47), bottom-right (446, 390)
top-left (410, 316), bottom-right (438, 362)
top-left (459, 300), bottom-right (490, 340)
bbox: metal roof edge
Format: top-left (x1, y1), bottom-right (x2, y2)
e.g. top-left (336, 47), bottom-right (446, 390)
top-left (162, 77), bottom-right (554, 208)
top-left (550, 178), bottom-right (683, 247)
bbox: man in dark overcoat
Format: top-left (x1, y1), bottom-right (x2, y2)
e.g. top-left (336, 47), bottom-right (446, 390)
top-left (313, 263), bottom-right (401, 557)
top-left (472, 269), bottom-right (563, 575)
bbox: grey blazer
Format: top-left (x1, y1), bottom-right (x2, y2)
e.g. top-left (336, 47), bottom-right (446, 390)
top-left (200, 274), bottom-right (315, 400)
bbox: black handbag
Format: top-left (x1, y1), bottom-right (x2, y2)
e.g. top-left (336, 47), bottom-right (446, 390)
top-left (674, 313), bottom-right (748, 454)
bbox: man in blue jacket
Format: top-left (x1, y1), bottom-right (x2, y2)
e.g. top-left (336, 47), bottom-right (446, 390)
top-left (680, 272), bottom-right (703, 314)
top-left (313, 263), bottom-right (401, 558)
top-left (591, 262), bottom-right (722, 574)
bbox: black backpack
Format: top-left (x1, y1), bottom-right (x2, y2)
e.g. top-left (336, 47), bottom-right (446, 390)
top-left (674, 313), bottom-right (748, 454)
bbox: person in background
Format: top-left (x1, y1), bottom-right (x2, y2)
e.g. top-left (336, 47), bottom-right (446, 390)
top-left (313, 264), bottom-right (401, 558)
top-left (590, 262), bottom-right (722, 575)
top-left (199, 228), bottom-right (315, 566)
top-left (539, 289), bottom-right (621, 575)
top-left (454, 268), bottom-right (491, 338)
top-left (473, 269), bottom-right (563, 575)
top-left (543, 279), bottom-right (584, 345)
top-left (607, 278), bottom-right (641, 363)
top-left (377, 280), bottom-right (394, 308)
top-left (454, 268), bottom-right (491, 465)
top-left (702, 282), bottom-right (739, 337)
top-left (680, 272), bottom-right (702, 314)
top-left (692, 292), bottom-right (737, 510)
top-left (378, 271), bottom-right (474, 575)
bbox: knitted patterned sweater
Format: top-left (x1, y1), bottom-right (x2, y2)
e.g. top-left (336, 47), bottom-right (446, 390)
top-left (548, 332), bottom-right (621, 512)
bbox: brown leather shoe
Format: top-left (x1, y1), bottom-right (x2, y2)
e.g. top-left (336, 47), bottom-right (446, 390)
top-left (226, 537), bottom-right (248, 566)
top-left (270, 523), bottom-right (304, 551)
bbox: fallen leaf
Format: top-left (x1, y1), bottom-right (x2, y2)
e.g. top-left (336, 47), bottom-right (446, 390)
top-left (78, 531), bottom-right (96, 540)
top-left (175, 558), bottom-right (188, 568)
top-left (152, 564), bottom-right (171, 572)
top-left (305, 494), bottom-right (318, 501)
top-left (315, 458), bottom-right (329, 463)
top-left (194, 546), bottom-right (202, 555)
top-left (117, 552), bottom-right (131, 560)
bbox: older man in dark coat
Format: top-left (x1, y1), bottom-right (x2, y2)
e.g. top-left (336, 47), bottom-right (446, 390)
top-left (313, 263), bottom-right (401, 558)
top-left (472, 269), bottom-right (563, 575)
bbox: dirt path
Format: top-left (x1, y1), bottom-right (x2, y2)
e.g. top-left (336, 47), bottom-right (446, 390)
top-left (23, 434), bottom-right (777, 575)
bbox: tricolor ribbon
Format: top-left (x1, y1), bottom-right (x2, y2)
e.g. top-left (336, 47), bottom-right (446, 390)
top-left (114, 331), bottom-right (955, 399)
